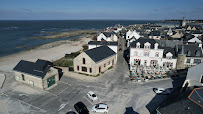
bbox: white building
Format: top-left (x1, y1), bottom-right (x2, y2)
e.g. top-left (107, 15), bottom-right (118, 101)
top-left (97, 32), bottom-right (118, 42)
top-left (129, 38), bottom-right (177, 71)
top-left (88, 41), bottom-right (118, 54)
top-left (182, 63), bottom-right (203, 88)
top-left (149, 31), bottom-right (161, 40)
top-left (126, 30), bottom-right (140, 40)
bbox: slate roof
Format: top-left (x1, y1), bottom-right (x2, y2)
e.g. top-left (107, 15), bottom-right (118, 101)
top-left (157, 88), bottom-right (203, 114)
top-left (130, 38), bottom-right (160, 49)
top-left (102, 31), bottom-right (115, 37)
top-left (177, 44), bottom-right (203, 57)
top-left (188, 88), bottom-right (203, 108)
top-left (88, 41), bottom-right (118, 46)
top-left (162, 47), bottom-right (177, 58)
top-left (85, 45), bottom-right (116, 63)
top-left (13, 59), bottom-right (52, 78)
top-left (149, 31), bottom-right (160, 36)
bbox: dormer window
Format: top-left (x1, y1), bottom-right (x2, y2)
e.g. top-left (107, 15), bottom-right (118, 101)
top-left (167, 56), bottom-right (172, 59)
top-left (136, 42), bottom-right (140, 48)
top-left (187, 50), bottom-right (191, 56)
top-left (195, 50), bottom-right (201, 56)
top-left (155, 52), bottom-right (159, 57)
top-left (154, 43), bottom-right (159, 50)
top-left (144, 42), bottom-right (151, 49)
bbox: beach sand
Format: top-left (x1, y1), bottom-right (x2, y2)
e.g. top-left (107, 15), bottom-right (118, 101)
top-left (0, 36), bottom-right (92, 72)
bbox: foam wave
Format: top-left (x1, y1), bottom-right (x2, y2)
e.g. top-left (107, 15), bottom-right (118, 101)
top-left (0, 26), bottom-right (19, 30)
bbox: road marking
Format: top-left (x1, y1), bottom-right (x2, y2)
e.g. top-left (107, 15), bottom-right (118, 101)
top-left (57, 86), bottom-right (70, 96)
top-left (18, 100), bottom-right (46, 113)
top-left (60, 81), bottom-right (71, 86)
top-left (58, 102), bottom-right (69, 111)
top-left (44, 90), bottom-right (58, 97)
top-left (84, 96), bottom-right (93, 105)
top-left (19, 100), bottom-right (24, 111)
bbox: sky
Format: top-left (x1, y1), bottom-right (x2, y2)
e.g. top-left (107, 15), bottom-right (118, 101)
top-left (0, 0), bottom-right (203, 20)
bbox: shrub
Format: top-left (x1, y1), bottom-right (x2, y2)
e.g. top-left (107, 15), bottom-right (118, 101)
top-left (108, 66), bottom-right (113, 70)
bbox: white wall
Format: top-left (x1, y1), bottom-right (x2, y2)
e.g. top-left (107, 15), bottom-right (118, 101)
top-left (97, 33), bottom-right (107, 41)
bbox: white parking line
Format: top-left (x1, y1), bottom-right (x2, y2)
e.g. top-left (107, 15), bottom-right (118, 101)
top-left (84, 96), bottom-right (93, 105)
top-left (19, 100), bottom-right (24, 111)
top-left (60, 81), bottom-right (71, 86)
top-left (18, 100), bottom-right (46, 113)
top-left (57, 86), bottom-right (70, 95)
top-left (58, 102), bottom-right (69, 111)
top-left (44, 90), bottom-right (58, 97)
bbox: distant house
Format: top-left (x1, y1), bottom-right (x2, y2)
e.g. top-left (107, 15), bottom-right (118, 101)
top-left (73, 45), bottom-right (116, 76)
top-left (126, 30), bottom-right (140, 40)
top-left (183, 63), bottom-right (203, 88)
top-left (149, 31), bottom-right (161, 40)
top-left (97, 31), bottom-right (118, 42)
top-left (176, 44), bottom-right (203, 69)
top-left (192, 31), bottom-right (203, 38)
top-left (167, 28), bottom-right (173, 36)
top-left (88, 41), bottom-right (118, 53)
top-left (13, 59), bottom-right (59, 90)
top-left (171, 31), bottom-right (184, 39)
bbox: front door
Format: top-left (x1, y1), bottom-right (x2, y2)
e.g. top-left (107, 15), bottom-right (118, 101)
top-left (47, 75), bottom-right (56, 88)
top-left (99, 66), bottom-right (101, 73)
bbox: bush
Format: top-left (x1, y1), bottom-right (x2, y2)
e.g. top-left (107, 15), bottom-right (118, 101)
top-left (82, 44), bottom-right (88, 51)
top-left (92, 35), bottom-right (97, 41)
top-left (108, 66), bottom-right (113, 70)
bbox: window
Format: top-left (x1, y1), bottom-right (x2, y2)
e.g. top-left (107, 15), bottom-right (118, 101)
top-left (144, 60), bottom-right (147, 66)
top-left (134, 51), bottom-right (138, 56)
top-left (77, 66), bottom-right (79, 71)
top-left (194, 59), bottom-right (201, 64)
top-left (89, 68), bottom-right (92, 73)
top-left (83, 58), bottom-right (85, 64)
top-left (144, 46), bottom-right (150, 49)
top-left (16, 76), bottom-right (19, 80)
top-left (104, 64), bottom-right (106, 67)
top-left (82, 67), bottom-right (87, 72)
top-left (155, 52), bottom-right (159, 57)
top-left (187, 51), bottom-right (191, 56)
top-left (108, 61), bottom-right (110, 65)
top-left (195, 50), bottom-right (201, 56)
top-left (22, 74), bottom-right (25, 81)
top-left (201, 75), bottom-right (203, 83)
top-left (186, 59), bottom-right (191, 63)
top-left (144, 52), bottom-right (149, 57)
top-left (29, 80), bottom-right (34, 86)
top-left (167, 56), bottom-right (172, 59)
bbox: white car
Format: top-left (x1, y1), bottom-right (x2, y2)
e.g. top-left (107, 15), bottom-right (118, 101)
top-left (87, 91), bottom-right (98, 101)
top-left (92, 103), bottom-right (108, 113)
top-left (154, 88), bottom-right (171, 95)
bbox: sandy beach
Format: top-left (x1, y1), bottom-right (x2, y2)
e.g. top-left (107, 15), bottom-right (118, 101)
top-left (0, 36), bottom-right (93, 72)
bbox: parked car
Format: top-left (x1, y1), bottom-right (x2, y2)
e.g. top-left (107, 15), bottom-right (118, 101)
top-left (154, 88), bottom-right (170, 95)
top-left (74, 102), bottom-right (89, 114)
top-left (66, 111), bottom-right (77, 114)
top-left (92, 103), bottom-right (108, 113)
top-left (87, 91), bottom-right (98, 101)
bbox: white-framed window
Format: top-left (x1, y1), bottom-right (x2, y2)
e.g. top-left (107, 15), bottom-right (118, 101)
top-left (144, 52), bottom-right (150, 57)
top-left (134, 51), bottom-right (138, 56)
top-left (186, 59), bottom-right (191, 63)
top-left (16, 76), bottom-right (20, 80)
top-left (167, 56), bottom-right (172, 59)
top-left (155, 52), bottom-right (159, 57)
top-left (29, 80), bottom-right (34, 86)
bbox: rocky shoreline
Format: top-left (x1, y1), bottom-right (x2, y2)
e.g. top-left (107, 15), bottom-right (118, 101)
top-left (29, 30), bottom-right (98, 39)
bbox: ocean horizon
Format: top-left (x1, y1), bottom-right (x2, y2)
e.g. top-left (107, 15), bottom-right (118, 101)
top-left (0, 20), bottom-right (178, 57)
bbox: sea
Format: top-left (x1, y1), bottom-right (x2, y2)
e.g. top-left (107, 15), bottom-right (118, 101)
top-left (0, 20), bottom-right (179, 57)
